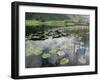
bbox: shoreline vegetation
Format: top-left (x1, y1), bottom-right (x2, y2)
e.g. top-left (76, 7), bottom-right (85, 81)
top-left (25, 18), bottom-right (89, 40)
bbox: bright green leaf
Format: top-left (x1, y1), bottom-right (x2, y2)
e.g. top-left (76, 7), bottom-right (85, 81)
top-left (42, 53), bottom-right (51, 58)
top-left (60, 58), bottom-right (69, 65)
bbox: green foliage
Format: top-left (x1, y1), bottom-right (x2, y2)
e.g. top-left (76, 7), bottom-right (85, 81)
top-left (28, 48), bottom-right (44, 55)
top-left (25, 20), bottom-right (65, 27)
top-left (57, 51), bottom-right (65, 56)
top-left (42, 53), bottom-right (51, 58)
top-left (65, 23), bottom-right (75, 26)
top-left (25, 20), bottom-right (42, 26)
top-left (26, 19), bottom-right (87, 27)
top-left (60, 58), bottom-right (69, 65)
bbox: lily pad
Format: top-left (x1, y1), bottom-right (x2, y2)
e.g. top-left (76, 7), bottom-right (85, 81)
top-left (28, 48), bottom-right (43, 55)
top-left (42, 53), bottom-right (51, 58)
top-left (60, 58), bottom-right (69, 65)
top-left (57, 51), bottom-right (65, 56)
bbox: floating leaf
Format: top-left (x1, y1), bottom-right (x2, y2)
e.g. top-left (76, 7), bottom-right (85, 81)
top-left (57, 51), bottom-right (65, 56)
top-left (28, 48), bottom-right (43, 55)
top-left (42, 53), bottom-right (51, 58)
top-left (33, 48), bottom-right (44, 55)
top-left (60, 58), bottom-right (69, 65)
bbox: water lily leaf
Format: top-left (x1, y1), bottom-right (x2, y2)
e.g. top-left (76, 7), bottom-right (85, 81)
top-left (33, 48), bottom-right (44, 55)
top-left (60, 58), bottom-right (69, 65)
top-left (42, 53), bottom-right (51, 58)
top-left (28, 48), bottom-right (43, 55)
top-left (57, 51), bottom-right (65, 56)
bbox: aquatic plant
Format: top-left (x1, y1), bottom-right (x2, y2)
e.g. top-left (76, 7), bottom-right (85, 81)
top-left (42, 53), bottom-right (51, 58)
top-left (57, 51), bottom-right (65, 56)
top-left (60, 58), bottom-right (69, 65)
top-left (28, 48), bottom-right (44, 55)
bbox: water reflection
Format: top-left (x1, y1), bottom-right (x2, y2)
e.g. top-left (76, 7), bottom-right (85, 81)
top-left (25, 33), bottom-right (89, 68)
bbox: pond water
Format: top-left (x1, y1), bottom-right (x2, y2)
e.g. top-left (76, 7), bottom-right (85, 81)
top-left (25, 32), bottom-right (89, 68)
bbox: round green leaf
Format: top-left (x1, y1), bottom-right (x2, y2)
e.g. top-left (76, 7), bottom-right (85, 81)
top-left (60, 58), bottom-right (69, 65)
top-left (42, 53), bottom-right (51, 58)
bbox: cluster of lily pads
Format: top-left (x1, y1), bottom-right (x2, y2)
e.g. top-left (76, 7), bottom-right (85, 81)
top-left (27, 47), bottom-right (70, 66)
top-left (26, 28), bottom-right (70, 40)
